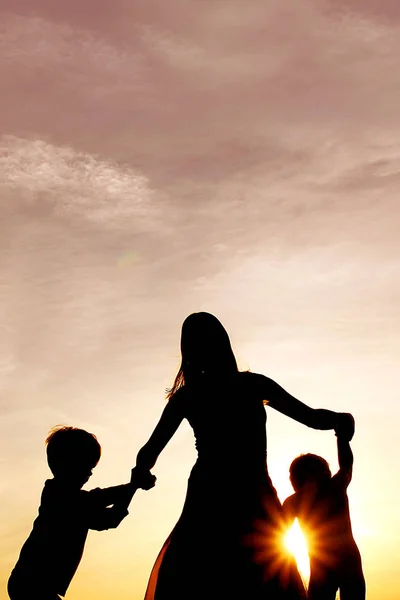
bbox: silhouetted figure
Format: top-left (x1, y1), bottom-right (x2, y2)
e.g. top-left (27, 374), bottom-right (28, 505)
top-left (8, 426), bottom-right (155, 600)
top-left (135, 312), bottom-right (353, 600)
top-left (282, 417), bottom-right (365, 600)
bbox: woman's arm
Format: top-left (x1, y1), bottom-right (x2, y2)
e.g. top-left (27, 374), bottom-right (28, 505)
top-left (136, 390), bottom-right (186, 470)
top-left (260, 375), bottom-right (341, 430)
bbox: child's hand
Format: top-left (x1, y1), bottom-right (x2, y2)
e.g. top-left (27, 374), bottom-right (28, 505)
top-left (335, 413), bottom-right (355, 441)
top-left (131, 467), bottom-right (156, 490)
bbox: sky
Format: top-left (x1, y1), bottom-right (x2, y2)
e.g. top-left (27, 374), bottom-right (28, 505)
top-left (1, 0), bottom-right (400, 598)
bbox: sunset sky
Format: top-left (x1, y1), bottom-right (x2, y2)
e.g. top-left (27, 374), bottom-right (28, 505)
top-left (1, 1), bottom-right (400, 599)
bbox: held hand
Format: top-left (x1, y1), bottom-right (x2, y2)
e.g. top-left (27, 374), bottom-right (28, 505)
top-left (131, 466), bottom-right (157, 490)
top-left (335, 413), bottom-right (355, 441)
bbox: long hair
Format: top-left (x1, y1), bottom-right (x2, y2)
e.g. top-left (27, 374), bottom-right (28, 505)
top-left (167, 312), bottom-right (238, 400)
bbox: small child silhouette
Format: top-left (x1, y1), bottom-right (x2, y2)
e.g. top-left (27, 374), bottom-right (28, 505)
top-left (8, 426), bottom-right (155, 600)
top-left (282, 415), bottom-right (365, 600)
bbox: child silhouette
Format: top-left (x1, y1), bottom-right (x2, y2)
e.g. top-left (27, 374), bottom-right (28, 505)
top-left (8, 426), bottom-right (155, 600)
top-left (282, 415), bottom-right (365, 600)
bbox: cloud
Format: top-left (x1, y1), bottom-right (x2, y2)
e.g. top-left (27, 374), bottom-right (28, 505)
top-left (0, 13), bottom-right (145, 88)
top-left (0, 135), bottom-right (157, 226)
top-left (1, 0), bottom-right (400, 398)
top-left (2, 4), bottom-right (400, 180)
top-left (328, 0), bottom-right (400, 21)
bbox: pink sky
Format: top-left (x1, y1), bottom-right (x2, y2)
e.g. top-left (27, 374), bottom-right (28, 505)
top-left (1, 2), bottom-right (400, 599)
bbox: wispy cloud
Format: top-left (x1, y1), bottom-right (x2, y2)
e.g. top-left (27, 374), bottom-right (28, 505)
top-left (1, 136), bottom-right (157, 226)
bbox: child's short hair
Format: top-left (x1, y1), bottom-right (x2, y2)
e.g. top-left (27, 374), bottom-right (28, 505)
top-left (289, 453), bottom-right (332, 492)
top-left (46, 426), bottom-right (101, 476)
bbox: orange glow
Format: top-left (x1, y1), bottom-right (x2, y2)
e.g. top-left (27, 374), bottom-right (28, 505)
top-left (285, 520), bottom-right (310, 586)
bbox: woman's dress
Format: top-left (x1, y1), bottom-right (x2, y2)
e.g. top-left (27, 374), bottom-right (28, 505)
top-left (143, 372), bottom-right (306, 600)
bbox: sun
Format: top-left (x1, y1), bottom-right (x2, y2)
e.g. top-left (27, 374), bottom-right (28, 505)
top-left (285, 519), bottom-right (310, 584)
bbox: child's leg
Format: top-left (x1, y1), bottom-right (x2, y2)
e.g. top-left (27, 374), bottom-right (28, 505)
top-left (8, 576), bottom-right (61, 600)
top-left (308, 571), bottom-right (338, 600)
top-left (339, 573), bottom-right (366, 600)
top-left (8, 589), bottom-right (61, 600)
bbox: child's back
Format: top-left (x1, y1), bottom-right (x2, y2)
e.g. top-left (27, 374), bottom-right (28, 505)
top-left (9, 478), bottom-right (129, 598)
top-left (285, 472), bottom-right (361, 574)
top-left (283, 423), bottom-right (365, 600)
top-left (8, 426), bottom-right (154, 600)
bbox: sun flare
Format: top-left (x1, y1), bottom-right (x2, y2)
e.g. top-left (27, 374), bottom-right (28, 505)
top-left (285, 520), bottom-right (310, 583)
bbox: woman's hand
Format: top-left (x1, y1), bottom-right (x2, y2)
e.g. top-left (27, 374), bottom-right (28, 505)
top-left (131, 466), bottom-right (157, 490)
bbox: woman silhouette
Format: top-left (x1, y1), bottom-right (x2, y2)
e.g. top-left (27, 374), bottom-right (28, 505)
top-left (136, 313), bottom-right (353, 600)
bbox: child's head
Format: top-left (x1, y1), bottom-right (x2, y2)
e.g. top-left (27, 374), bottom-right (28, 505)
top-left (46, 426), bottom-right (101, 488)
top-left (289, 453), bottom-right (332, 492)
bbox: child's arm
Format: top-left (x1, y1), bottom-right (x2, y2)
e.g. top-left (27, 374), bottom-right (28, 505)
top-left (332, 424), bottom-right (354, 488)
top-left (89, 484), bottom-right (134, 508)
top-left (88, 469), bottom-right (156, 507)
top-left (86, 470), bottom-right (156, 531)
top-left (86, 487), bottom-right (134, 531)
top-left (332, 415), bottom-right (355, 489)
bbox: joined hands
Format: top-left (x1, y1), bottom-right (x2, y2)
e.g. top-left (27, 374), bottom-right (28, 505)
top-left (335, 412), bottom-right (355, 441)
top-left (131, 466), bottom-right (157, 490)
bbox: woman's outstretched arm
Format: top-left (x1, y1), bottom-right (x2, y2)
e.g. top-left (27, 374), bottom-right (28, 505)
top-left (260, 375), bottom-right (349, 431)
top-left (136, 390), bottom-right (186, 471)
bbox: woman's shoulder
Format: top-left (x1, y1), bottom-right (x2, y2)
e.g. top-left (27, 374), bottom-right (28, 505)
top-left (238, 370), bottom-right (273, 388)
